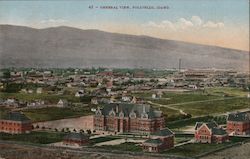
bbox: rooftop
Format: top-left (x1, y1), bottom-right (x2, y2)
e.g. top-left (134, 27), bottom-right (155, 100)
top-left (1, 112), bottom-right (31, 122)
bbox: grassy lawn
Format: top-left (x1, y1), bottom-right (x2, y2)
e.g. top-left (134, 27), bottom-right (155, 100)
top-left (0, 92), bottom-right (81, 104)
top-left (90, 136), bottom-right (120, 145)
top-left (206, 87), bottom-right (249, 97)
top-left (133, 87), bottom-right (249, 118)
top-left (165, 143), bottom-right (229, 157)
top-left (167, 115), bottom-right (227, 130)
top-left (0, 107), bottom-right (10, 118)
top-left (97, 142), bottom-right (142, 152)
top-left (174, 136), bottom-right (193, 144)
top-left (154, 92), bottom-right (220, 105)
top-left (172, 97), bottom-right (250, 116)
top-left (23, 106), bottom-right (93, 122)
top-left (165, 136), bottom-right (250, 157)
top-left (0, 131), bottom-right (66, 144)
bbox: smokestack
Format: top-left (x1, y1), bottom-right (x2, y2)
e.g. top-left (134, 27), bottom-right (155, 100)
top-left (179, 58), bottom-right (182, 72)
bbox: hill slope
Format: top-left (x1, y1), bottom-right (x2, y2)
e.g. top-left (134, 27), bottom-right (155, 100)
top-left (0, 25), bottom-right (248, 70)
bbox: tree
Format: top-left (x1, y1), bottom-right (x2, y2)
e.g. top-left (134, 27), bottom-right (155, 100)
top-left (2, 70), bottom-right (10, 79)
top-left (87, 129), bottom-right (91, 135)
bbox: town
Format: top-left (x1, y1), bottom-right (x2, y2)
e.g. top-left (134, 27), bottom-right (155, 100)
top-left (0, 67), bottom-right (249, 159)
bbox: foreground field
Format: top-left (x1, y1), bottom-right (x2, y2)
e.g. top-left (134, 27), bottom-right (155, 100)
top-left (0, 131), bottom-right (66, 144)
top-left (201, 142), bottom-right (250, 159)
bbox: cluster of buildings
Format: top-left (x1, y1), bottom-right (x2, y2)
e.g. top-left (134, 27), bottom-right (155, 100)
top-left (0, 105), bottom-right (250, 152)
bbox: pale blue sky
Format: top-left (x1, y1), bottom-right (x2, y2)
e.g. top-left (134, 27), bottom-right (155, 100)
top-left (0, 0), bottom-right (248, 26)
top-left (0, 0), bottom-right (249, 50)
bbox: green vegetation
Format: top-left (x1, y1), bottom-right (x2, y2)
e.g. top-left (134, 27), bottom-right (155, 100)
top-left (23, 106), bottom-right (93, 122)
top-left (133, 87), bottom-right (249, 119)
top-left (174, 136), bottom-right (193, 144)
top-left (0, 131), bottom-right (66, 144)
top-left (165, 137), bottom-right (250, 157)
top-left (173, 97), bottom-right (249, 116)
top-left (165, 143), bottom-right (229, 157)
top-left (0, 92), bottom-right (91, 104)
top-left (97, 142), bottom-right (142, 152)
top-left (167, 115), bottom-right (227, 129)
top-left (90, 136), bottom-right (120, 145)
top-left (206, 87), bottom-right (249, 97)
top-left (0, 107), bottom-right (10, 118)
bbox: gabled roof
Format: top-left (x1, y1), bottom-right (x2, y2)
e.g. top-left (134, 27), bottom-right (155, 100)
top-left (151, 128), bottom-right (174, 137)
top-left (1, 112), bottom-right (31, 122)
top-left (212, 127), bottom-right (227, 136)
top-left (195, 121), bottom-right (218, 130)
top-left (64, 133), bottom-right (89, 141)
top-left (227, 112), bottom-right (250, 122)
top-left (99, 103), bottom-right (162, 119)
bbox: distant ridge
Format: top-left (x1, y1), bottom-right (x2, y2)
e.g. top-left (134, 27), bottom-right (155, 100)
top-left (0, 25), bottom-right (248, 71)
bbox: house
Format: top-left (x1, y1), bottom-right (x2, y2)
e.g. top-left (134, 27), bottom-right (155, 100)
top-left (91, 97), bottom-right (98, 105)
top-left (122, 96), bottom-right (131, 102)
top-left (152, 92), bottom-right (163, 99)
top-left (0, 112), bottom-right (32, 134)
top-left (142, 128), bottom-right (174, 152)
top-left (36, 87), bottom-right (43, 94)
top-left (75, 90), bottom-right (84, 97)
top-left (63, 133), bottom-right (89, 146)
top-left (57, 99), bottom-right (68, 108)
top-left (194, 121), bottom-right (228, 143)
top-left (94, 103), bottom-right (165, 134)
top-left (227, 111), bottom-right (250, 135)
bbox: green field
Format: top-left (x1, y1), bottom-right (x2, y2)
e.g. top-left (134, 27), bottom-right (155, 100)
top-left (0, 107), bottom-right (10, 118)
top-left (23, 106), bottom-right (93, 122)
top-left (133, 87), bottom-right (249, 118)
top-left (97, 142), bottom-right (142, 152)
top-left (0, 131), bottom-right (66, 144)
top-left (90, 136), bottom-right (120, 145)
top-left (165, 136), bottom-right (250, 157)
top-left (167, 115), bottom-right (227, 130)
top-left (172, 97), bottom-right (249, 116)
top-left (0, 92), bottom-right (92, 104)
top-left (165, 143), bottom-right (229, 157)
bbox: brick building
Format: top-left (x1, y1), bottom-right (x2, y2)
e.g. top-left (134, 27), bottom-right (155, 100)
top-left (227, 111), bottom-right (250, 135)
top-left (94, 103), bottom-right (164, 134)
top-left (0, 112), bottom-right (32, 134)
top-left (142, 128), bottom-right (174, 152)
top-left (195, 121), bottom-right (228, 143)
top-left (63, 133), bottom-right (89, 146)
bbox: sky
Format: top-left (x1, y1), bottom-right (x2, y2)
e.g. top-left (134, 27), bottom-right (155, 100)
top-left (0, 0), bottom-right (249, 51)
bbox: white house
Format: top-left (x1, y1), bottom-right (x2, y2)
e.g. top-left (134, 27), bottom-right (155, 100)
top-left (57, 99), bottom-right (68, 108)
top-left (75, 90), bottom-right (84, 97)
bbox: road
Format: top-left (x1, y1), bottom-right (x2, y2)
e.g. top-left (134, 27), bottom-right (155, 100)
top-left (0, 140), bottom-right (191, 159)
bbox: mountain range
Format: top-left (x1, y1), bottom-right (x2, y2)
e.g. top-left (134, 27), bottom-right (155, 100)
top-left (0, 25), bottom-right (248, 71)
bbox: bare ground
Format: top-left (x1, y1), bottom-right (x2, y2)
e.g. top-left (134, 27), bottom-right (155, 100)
top-left (200, 142), bottom-right (250, 159)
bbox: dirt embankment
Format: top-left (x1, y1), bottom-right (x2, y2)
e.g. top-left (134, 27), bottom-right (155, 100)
top-left (201, 142), bottom-right (250, 159)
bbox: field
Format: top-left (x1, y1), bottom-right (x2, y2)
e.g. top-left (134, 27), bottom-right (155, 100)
top-left (0, 131), bottom-right (66, 144)
top-left (90, 136), bottom-right (120, 145)
top-left (133, 87), bottom-right (249, 120)
top-left (23, 106), bottom-right (93, 122)
top-left (164, 137), bottom-right (249, 157)
top-left (97, 142), bottom-right (142, 152)
top-left (0, 92), bottom-right (91, 104)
